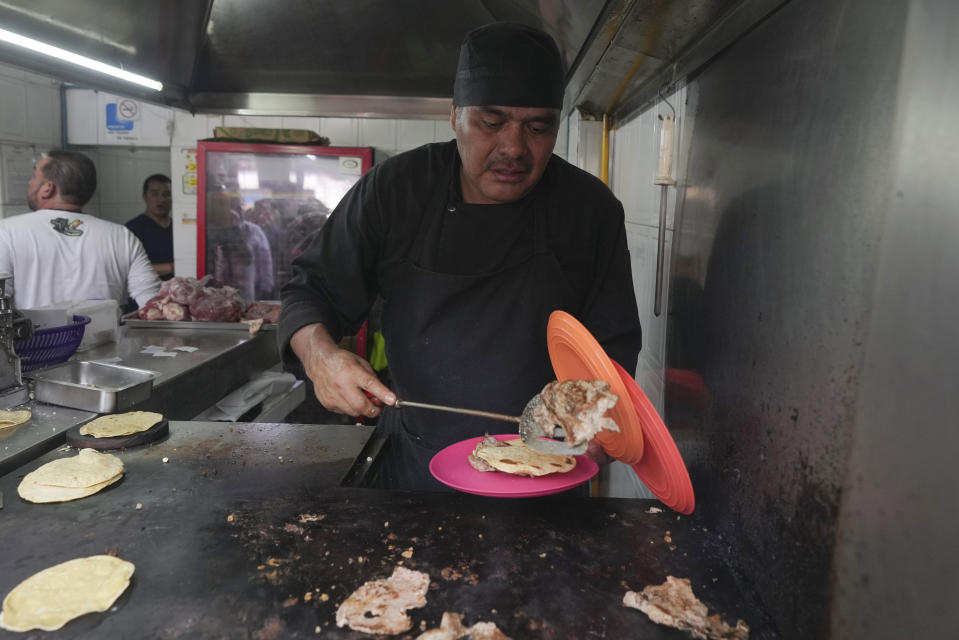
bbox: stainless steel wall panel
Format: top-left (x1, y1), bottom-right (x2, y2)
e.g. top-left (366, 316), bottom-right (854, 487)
top-left (667, 0), bottom-right (909, 635)
top-left (830, 1), bottom-right (959, 637)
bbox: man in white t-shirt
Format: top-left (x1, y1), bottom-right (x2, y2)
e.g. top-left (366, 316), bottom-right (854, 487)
top-left (0, 149), bottom-right (161, 310)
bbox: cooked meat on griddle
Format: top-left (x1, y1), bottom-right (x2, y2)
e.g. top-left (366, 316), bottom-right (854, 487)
top-left (532, 379), bottom-right (619, 445)
top-left (335, 566), bottom-right (429, 635)
top-left (417, 611), bottom-right (512, 639)
top-left (623, 576), bottom-right (749, 640)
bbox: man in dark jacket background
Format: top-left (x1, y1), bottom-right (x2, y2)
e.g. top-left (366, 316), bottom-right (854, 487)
top-left (126, 174), bottom-right (174, 280)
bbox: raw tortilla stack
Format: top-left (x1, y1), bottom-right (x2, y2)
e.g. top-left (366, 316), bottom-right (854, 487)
top-left (17, 449), bottom-right (124, 503)
top-left (79, 411), bottom-right (163, 438)
top-left (0, 555), bottom-right (135, 632)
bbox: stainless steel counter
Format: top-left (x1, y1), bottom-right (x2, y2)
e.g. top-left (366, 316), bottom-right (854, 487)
top-left (0, 402), bottom-right (96, 478)
top-left (0, 325), bottom-right (281, 475)
top-left (82, 325), bottom-right (272, 388)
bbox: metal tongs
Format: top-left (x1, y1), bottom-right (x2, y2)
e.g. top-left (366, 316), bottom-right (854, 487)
top-left (394, 395), bottom-right (588, 455)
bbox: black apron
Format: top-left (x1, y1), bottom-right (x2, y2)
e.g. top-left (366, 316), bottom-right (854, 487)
top-left (376, 182), bottom-right (572, 491)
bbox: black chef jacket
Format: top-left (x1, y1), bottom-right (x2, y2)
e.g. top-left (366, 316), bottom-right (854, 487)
top-left (279, 140), bottom-right (642, 490)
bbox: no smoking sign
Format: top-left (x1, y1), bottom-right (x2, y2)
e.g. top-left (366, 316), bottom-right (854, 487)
top-left (117, 99), bottom-right (139, 120)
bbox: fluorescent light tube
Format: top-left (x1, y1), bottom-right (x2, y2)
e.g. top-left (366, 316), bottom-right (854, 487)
top-left (0, 27), bottom-right (162, 91)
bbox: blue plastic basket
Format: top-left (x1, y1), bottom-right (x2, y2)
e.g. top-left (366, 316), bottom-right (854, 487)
top-left (15, 315), bottom-right (91, 373)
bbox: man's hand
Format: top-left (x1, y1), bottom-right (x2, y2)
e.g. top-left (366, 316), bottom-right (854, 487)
top-left (290, 323), bottom-right (396, 419)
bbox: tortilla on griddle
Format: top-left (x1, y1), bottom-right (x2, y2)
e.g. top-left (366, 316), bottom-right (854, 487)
top-left (470, 437), bottom-right (576, 477)
top-left (0, 555), bottom-right (134, 632)
top-left (0, 410), bottom-right (30, 431)
top-left (79, 411), bottom-right (163, 438)
top-left (17, 449), bottom-right (124, 504)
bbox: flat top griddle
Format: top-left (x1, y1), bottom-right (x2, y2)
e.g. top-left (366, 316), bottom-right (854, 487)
top-left (0, 421), bottom-right (778, 639)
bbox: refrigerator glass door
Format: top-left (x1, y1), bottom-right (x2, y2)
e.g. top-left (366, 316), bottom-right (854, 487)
top-left (198, 143), bottom-right (371, 302)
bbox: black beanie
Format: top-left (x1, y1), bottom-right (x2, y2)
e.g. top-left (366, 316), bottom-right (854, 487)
top-left (452, 22), bottom-right (565, 109)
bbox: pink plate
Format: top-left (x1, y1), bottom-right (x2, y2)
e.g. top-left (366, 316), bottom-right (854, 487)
top-left (429, 434), bottom-right (599, 498)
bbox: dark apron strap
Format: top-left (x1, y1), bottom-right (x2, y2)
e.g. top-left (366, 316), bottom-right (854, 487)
top-left (377, 184), bottom-right (572, 490)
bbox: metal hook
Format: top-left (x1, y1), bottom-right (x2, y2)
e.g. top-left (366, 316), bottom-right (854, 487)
top-left (658, 84), bottom-right (676, 120)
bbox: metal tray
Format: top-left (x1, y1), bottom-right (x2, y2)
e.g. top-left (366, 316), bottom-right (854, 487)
top-left (28, 361), bottom-right (158, 413)
top-left (122, 312), bottom-right (277, 332)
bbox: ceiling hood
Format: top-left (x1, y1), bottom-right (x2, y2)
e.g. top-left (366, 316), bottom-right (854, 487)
top-left (0, 0), bottom-right (786, 122)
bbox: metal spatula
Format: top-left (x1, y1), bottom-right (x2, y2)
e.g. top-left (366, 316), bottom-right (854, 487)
top-left (394, 395), bottom-right (587, 455)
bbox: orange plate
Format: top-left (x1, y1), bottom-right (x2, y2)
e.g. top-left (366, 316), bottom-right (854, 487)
top-left (545, 311), bottom-right (644, 463)
top-left (612, 360), bottom-right (695, 514)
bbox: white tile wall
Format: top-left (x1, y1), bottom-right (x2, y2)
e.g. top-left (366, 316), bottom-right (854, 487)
top-left (64, 89), bottom-right (98, 146)
top-left (26, 82), bottom-right (61, 143)
top-left (173, 111), bottom-right (222, 146)
top-left (357, 118), bottom-right (396, 151)
top-left (397, 119), bottom-right (436, 150)
top-left (0, 77), bottom-right (29, 142)
top-left (0, 67), bottom-right (61, 218)
top-left (433, 119), bottom-right (455, 143)
top-left (554, 114), bottom-right (569, 159)
top-left (82, 147), bottom-right (172, 225)
top-left (565, 109), bottom-right (604, 176)
top-left (321, 118), bottom-right (359, 146)
top-left (223, 115), bottom-right (284, 129)
top-left (280, 117), bottom-right (321, 132)
top-left (0, 62), bottom-right (25, 80)
top-left (0, 74), bottom-right (60, 147)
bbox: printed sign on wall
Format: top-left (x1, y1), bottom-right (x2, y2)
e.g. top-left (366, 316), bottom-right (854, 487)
top-left (180, 148), bottom-right (198, 196)
top-left (103, 98), bottom-right (140, 142)
top-left (65, 91), bottom-right (175, 146)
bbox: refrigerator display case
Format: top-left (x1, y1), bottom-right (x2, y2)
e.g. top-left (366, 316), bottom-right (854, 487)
top-left (196, 141), bottom-right (374, 302)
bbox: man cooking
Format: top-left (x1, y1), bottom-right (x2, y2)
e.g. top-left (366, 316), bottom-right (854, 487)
top-left (279, 22), bottom-right (642, 490)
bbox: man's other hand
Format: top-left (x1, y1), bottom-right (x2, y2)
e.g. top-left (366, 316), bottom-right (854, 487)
top-left (290, 323), bottom-right (396, 418)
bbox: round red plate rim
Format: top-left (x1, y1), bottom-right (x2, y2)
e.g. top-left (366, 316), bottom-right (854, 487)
top-left (546, 311), bottom-right (645, 463)
top-left (429, 434), bottom-right (599, 498)
top-left (611, 360), bottom-right (696, 514)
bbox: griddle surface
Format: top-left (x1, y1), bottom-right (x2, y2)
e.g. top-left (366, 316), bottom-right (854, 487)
top-left (0, 422), bottom-right (776, 639)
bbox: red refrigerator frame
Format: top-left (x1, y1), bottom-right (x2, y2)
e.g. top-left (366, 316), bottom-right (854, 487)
top-left (196, 140), bottom-right (373, 278)
top-left (195, 140), bottom-right (374, 357)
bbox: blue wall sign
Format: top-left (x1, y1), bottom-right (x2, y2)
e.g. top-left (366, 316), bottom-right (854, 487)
top-left (105, 102), bottom-right (135, 131)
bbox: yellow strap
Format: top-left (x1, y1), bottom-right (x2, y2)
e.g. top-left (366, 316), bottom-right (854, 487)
top-left (368, 331), bottom-right (388, 372)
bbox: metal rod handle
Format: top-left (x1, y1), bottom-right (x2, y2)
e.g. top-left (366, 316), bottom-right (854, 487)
top-left (394, 400), bottom-right (520, 423)
top-left (654, 185), bottom-right (668, 317)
